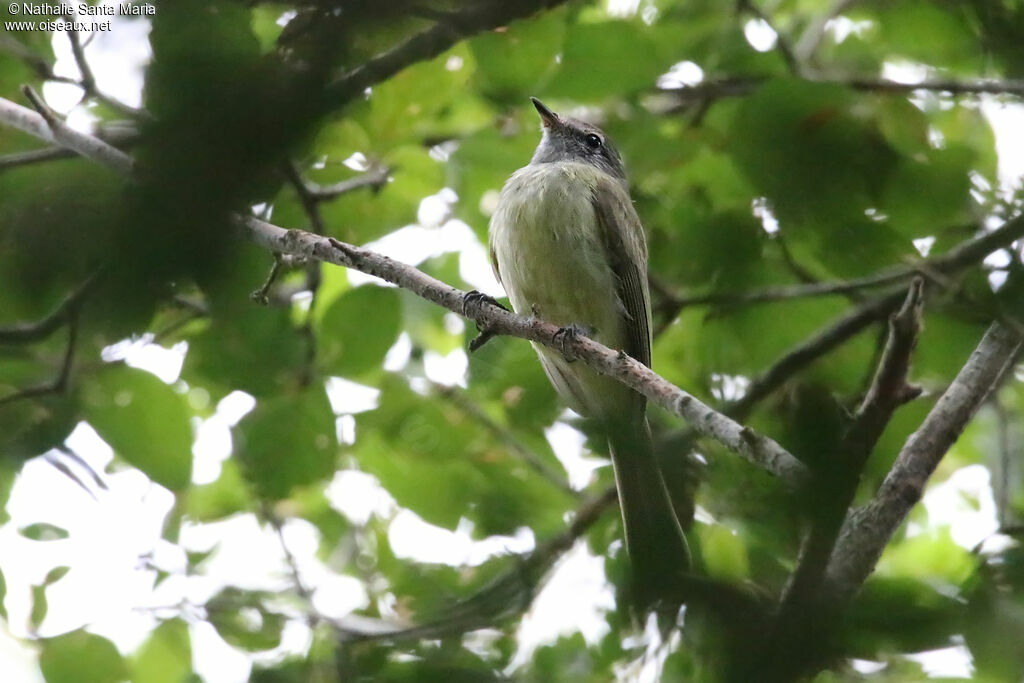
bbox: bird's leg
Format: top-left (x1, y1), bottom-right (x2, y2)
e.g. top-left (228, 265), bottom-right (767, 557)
top-left (463, 290), bottom-right (508, 352)
top-left (553, 323), bottom-right (592, 362)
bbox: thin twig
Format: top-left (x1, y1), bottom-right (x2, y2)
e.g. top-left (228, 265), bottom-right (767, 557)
top-left (0, 273), bottom-right (97, 344)
top-left (662, 213), bottom-right (1024, 316)
top-left (305, 166), bottom-right (391, 201)
top-left (728, 288), bottom-right (909, 422)
top-left (0, 309), bottom-right (79, 406)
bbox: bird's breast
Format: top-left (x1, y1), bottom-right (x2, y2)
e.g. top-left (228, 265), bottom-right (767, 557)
top-left (488, 163), bottom-right (623, 343)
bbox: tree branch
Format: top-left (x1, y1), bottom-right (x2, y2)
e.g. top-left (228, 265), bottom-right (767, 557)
top-left (2, 91), bottom-right (134, 174)
top-left (304, 165), bottom-right (391, 201)
top-left (664, 214), bottom-right (1024, 313)
top-left (0, 93), bottom-right (807, 485)
top-left (0, 127), bottom-right (138, 172)
top-left (252, 222), bottom-right (808, 484)
top-left (824, 321), bottom-right (1023, 603)
top-left (0, 309), bottom-right (79, 406)
top-left (0, 273), bottom-right (96, 344)
top-left (778, 279), bottom-right (925, 615)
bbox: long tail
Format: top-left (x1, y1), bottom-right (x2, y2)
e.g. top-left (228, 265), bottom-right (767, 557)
top-left (607, 417), bottom-right (691, 612)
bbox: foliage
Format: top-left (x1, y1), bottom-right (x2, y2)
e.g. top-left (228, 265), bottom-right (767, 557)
top-left (1, 0), bottom-right (1024, 681)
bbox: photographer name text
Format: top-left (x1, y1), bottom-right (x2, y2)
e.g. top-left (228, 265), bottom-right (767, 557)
top-left (9, 3), bottom-right (155, 15)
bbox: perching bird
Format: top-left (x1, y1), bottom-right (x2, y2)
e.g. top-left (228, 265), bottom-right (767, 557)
top-left (488, 98), bottom-right (690, 611)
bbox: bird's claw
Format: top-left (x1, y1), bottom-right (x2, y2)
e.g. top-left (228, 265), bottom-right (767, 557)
top-left (553, 323), bottom-right (591, 362)
top-left (464, 290), bottom-right (508, 352)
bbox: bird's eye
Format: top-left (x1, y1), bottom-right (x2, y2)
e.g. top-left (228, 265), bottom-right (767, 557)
top-left (584, 133), bottom-right (602, 149)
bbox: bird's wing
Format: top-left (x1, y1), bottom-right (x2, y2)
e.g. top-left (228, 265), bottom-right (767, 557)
top-left (591, 176), bottom-right (652, 369)
top-left (488, 244), bottom-right (502, 286)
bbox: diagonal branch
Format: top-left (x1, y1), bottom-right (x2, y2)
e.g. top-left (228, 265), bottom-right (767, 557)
top-left (824, 321), bottom-right (1023, 603)
top-left (0, 92), bottom-right (806, 486)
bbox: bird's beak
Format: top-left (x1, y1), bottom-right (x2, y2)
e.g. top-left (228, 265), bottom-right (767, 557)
top-left (530, 97), bottom-right (559, 129)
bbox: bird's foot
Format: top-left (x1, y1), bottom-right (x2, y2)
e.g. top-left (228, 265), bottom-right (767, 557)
top-left (463, 290), bottom-right (508, 352)
top-left (553, 323), bottom-right (592, 362)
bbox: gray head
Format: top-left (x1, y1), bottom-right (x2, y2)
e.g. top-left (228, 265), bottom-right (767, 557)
top-left (528, 97), bottom-right (627, 182)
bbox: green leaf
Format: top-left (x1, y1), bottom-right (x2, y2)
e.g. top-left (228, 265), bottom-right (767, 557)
top-left (81, 365), bottom-right (193, 491)
top-left (700, 524), bottom-right (750, 581)
top-left (131, 619), bottom-right (192, 683)
top-left (40, 631), bottom-right (128, 683)
top-left (18, 523), bottom-right (70, 542)
top-left (545, 21), bottom-right (668, 100)
top-left (354, 377), bottom-right (566, 535)
top-left (319, 285), bottom-right (401, 377)
top-left (235, 388), bottom-right (338, 499)
top-left (881, 146), bottom-right (973, 239)
top-left (43, 566), bottom-right (70, 585)
top-left (469, 8), bottom-right (566, 102)
top-left (30, 583), bottom-right (47, 632)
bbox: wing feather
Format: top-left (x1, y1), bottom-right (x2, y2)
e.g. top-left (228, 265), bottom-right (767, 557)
top-left (590, 177), bottom-right (652, 370)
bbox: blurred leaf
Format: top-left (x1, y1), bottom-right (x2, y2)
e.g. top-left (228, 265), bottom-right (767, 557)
top-left (545, 21), bottom-right (668, 100)
top-left (846, 576), bottom-right (965, 658)
top-left (81, 365), bottom-right (193, 491)
top-left (40, 631), bottom-right (127, 683)
top-left (320, 285), bottom-right (401, 377)
top-left (469, 8), bottom-right (566, 102)
top-left (131, 619), bottom-right (192, 683)
top-left (700, 523), bottom-right (750, 581)
top-left (42, 566), bottom-right (70, 585)
top-left (235, 388), bottom-right (338, 499)
top-left (18, 523), bottom-right (69, 542)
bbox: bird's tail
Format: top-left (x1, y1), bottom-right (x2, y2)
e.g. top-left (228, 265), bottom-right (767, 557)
top-left (607, 417), bottom-right (691, 612)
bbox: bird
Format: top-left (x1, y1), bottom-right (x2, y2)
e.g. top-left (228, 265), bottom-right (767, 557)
top-left (487, 97), bottom-right (690, 611)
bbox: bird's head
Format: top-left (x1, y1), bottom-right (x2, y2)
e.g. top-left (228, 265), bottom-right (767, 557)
top-left (528, 97), bottom-right (627, 182)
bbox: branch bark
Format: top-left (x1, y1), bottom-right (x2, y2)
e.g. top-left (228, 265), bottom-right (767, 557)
top-left (824, 322), bottom-right (1023, 602)
top-left (250, 222), bottom-right (809, 485)
top-left (0, 93), bottom-right (806, 485)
